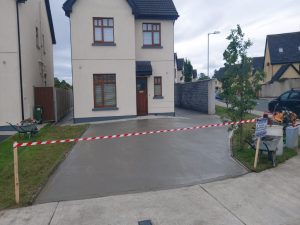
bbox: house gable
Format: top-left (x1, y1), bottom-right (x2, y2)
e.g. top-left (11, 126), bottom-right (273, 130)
top-left (270, 64), bottom-right (300, 83)
top-left (63, 0), bottom-right (179, 20)
top-left (17, 0), bottom-right (56, 44)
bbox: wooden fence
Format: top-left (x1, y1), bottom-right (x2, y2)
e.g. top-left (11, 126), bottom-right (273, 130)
top-left (55, 88), bottom-right (73, 122)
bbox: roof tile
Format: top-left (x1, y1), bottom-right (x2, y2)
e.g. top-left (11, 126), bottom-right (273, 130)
top-left (267, 32), bottom-right (300, 64)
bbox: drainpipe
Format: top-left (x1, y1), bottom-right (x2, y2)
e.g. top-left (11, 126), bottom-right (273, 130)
top-left (16, 0), bottom-right (25, 120)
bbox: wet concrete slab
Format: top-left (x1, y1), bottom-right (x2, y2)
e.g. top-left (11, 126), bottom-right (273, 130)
top-left (35, 109), bottom-right (248, 204)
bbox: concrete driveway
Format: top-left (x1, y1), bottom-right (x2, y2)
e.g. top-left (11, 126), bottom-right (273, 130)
top-left (35, 108), bottom-right (247, 204)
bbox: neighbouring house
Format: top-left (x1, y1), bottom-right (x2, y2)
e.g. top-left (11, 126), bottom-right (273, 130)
top-left (0, 0), bottom-right (56, 131)
top-left (174, 54), bottom-right (184, 83)
top-left (263, 32), bottom-right (300, 83)
top-left (214, 56), bottom-right (264, 92)
top-left (192, 69), bottom-right (198, 82)
top-left (213, 67), bottom-right (225, 91)
top-left (261, 32), bottom-right (300, 97)
top-left (63, 0), bottom-right (179, 123)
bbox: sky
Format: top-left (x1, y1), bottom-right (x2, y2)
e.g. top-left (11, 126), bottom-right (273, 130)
top-left (51, 0), bottom-right (300, 84)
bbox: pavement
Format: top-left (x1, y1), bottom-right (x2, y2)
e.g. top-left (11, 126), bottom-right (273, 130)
top-left (35, 108), bottom-right (247, 204)
top-left (1, 155), bottom-right (299, 225)
top-left (255, 99), bottom-right (272, 112)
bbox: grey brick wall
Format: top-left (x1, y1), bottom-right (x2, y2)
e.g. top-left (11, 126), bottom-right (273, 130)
top-left (175, 79), bottom-right (215, 114)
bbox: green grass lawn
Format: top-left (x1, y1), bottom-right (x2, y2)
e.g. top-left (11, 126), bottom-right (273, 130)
top-left (0, 124), bottom-right (88, 209)
top-left (216, 105), bottom-right (298, 172)
top-left (216, 105), bottom-right (256, 120)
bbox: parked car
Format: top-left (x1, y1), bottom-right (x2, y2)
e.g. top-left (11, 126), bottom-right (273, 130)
top-left (215, 91), bottom-right (223, 100)
top-left (268, 89), bottom-right (300, 116)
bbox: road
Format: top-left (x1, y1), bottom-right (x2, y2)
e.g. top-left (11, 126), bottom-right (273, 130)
top-left (255, 99), bottom-right (272, 112)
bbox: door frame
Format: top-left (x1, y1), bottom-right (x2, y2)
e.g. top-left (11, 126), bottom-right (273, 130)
top-left (136, 77), bottom-right (148, 116)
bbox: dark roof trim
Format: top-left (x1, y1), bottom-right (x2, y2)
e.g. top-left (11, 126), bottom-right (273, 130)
top-left (270, 60), bottom-right (300, 65)
top-left (45, 0), bottom-right (56, 44)
top-left (63, 0), bottom-right (75, 17)
top-left (133, 14), bottom-right (178, 20)
top-left (270, 64), bottom-right (300, 83)
top-left (17, 0), bottom-right (56, 44)
top-left (136, 61), bottom-right (152, 76)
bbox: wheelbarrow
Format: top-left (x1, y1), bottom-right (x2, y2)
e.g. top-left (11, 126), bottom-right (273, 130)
top-left (246, 135), bottom-right (281, 167)
top-left (7, 122), bottom-right (38, 138)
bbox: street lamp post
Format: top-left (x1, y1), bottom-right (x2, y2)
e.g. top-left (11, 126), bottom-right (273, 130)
top-left (207, 31), bottom-right (220, 77)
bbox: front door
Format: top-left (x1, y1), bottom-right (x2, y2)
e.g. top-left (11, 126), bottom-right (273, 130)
top-left (136, 77), bottom-right (148, 116)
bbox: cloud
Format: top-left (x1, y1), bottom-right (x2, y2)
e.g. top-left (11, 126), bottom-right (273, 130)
top-left (173, 0), bottom-right (300, 75)
top-left (51, 0), bottom-right (300, 79)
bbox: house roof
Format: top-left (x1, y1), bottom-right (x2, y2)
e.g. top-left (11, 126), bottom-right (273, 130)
top-left (127, 0), bottom-right (179, 20)
top-left (252, 56), bottom-right (264, 75)
top-left (214, 67), bottom-right (225, 81)
top-left (17, 0), bottom-right (56, 44)
top-left (266, 32), bottom-right (300, 65)
top-left (63, 0), bottom-right (179, 20)
top-left (136, 61), bottom-right (152, 76)
top-left (176, 58), bottom-right (184, 71)
top-left (214, 57), bottom-right (264, 80)
top-left (270, 64), bottom-right (300, 83)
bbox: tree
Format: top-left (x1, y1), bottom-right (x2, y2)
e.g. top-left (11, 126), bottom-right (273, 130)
top-left (198, 73), bottom-right (210, 81)
top-left (183, 59), bottom-right (193, 83)
top-left (54, 77), bottom-right (72, 89)
top-left (222, 25), bottom-right (264, 148)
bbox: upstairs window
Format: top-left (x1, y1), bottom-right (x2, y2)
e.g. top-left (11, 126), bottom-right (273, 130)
top-left (143, 23), bottom-right (161, 46)
top-left (93, 18), bottom-right (114, 43)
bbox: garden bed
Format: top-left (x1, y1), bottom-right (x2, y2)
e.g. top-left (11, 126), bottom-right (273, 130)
top-left (0, 124), bottom-right (88, 209)
top-left (216, 106), bottom-right (298, 172)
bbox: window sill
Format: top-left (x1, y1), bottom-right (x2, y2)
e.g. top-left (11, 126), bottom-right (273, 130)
top-left (92, 42), bottom-right (116, 46)
top-left (92, 107), bottom-right (119, 111)
top-left (153, 96), bottom-right (164, 99)
top-left (142, 45), bottom-right (163, 49)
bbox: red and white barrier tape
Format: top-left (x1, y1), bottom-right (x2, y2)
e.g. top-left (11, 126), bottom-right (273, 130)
top-left (13, 119), bottom-right (257, 148)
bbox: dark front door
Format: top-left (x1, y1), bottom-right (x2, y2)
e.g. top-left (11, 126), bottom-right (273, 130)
top-left (136, 77), bottom-right (148, 116)
top-left (34, 87), bottom-right (55, 122)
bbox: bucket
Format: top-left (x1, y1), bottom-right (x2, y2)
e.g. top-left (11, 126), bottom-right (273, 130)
top-left (266, 125), bottom-right (284, 156)
top-left (286, 126), bottom-right (299, 149)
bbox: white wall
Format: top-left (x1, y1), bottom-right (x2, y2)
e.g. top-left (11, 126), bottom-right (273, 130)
top-left (260, 79), bottom-right (300, 98)
top-left (19, 0), bottom-right (55, 119)
top-left (175, 70), bottom-right (183, 83)
top-left (135, 20), bottom-right (175, 114)
top-left (70, 0), bottom-right (137, 119)
top-left (0, 0), bottom-right (22, 127)
top-left (0, 0), bottom-right (55, 128)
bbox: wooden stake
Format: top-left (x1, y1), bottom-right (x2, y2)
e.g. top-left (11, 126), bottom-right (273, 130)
top-left (13, 144), bottom-right (20, 204)
top-left (254, 137), bottom-right (261, 170)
